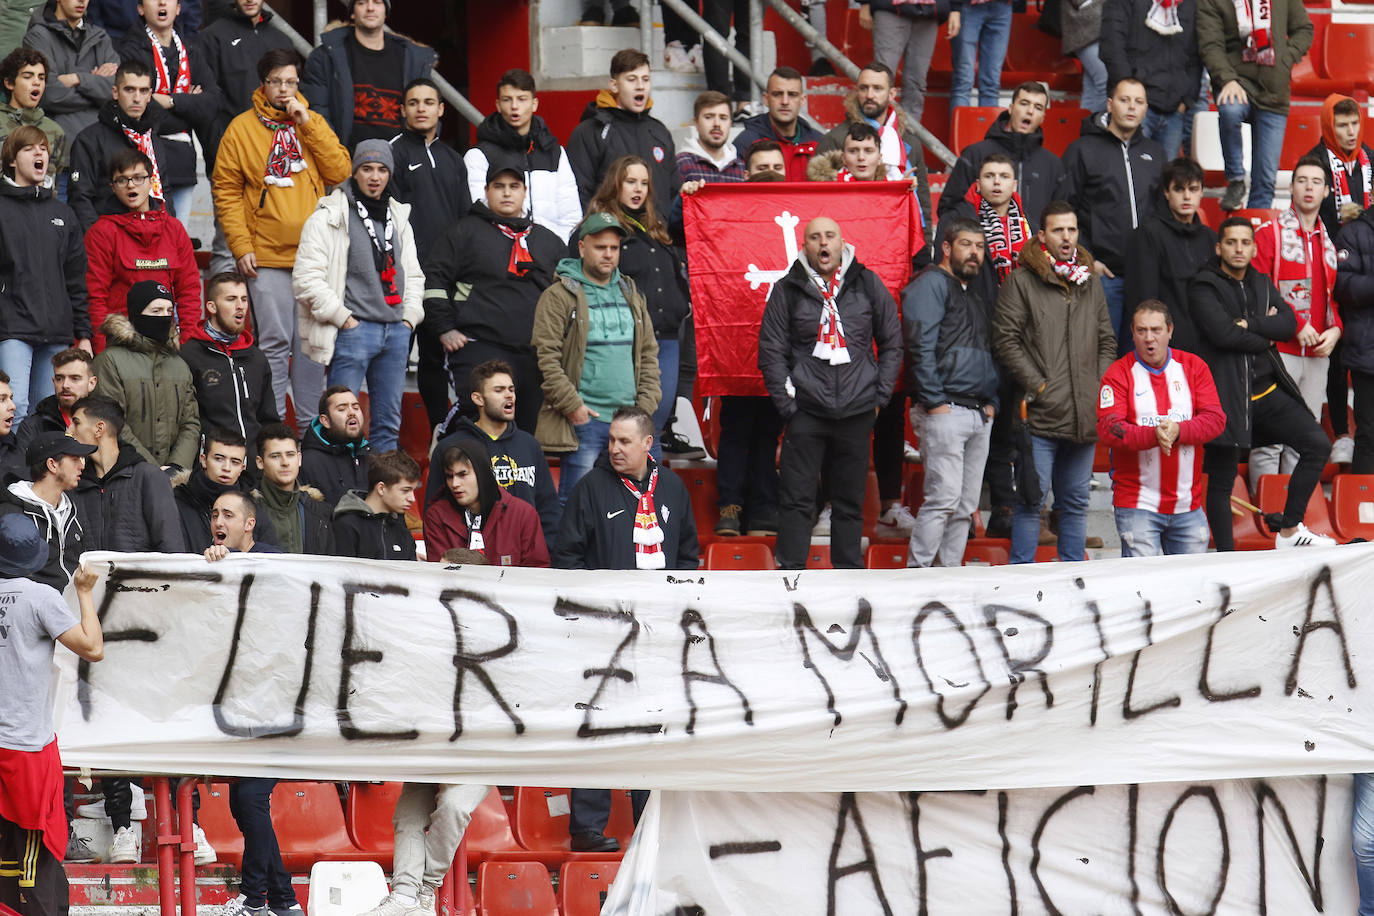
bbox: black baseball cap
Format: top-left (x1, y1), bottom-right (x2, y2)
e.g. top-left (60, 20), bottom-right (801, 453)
top-left (26, 432), bottom-right (96, 467)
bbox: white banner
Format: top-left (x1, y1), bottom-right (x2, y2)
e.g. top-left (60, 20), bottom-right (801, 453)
top-left (57, 548), bottom-right (1374, 789)
top-left (606, 779), bottom-right (1357, 915)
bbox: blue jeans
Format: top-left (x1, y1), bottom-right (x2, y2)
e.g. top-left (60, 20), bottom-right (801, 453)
top-left (1011, 435), bottom-right (1095, 563)
top-left (1076, 41), bottom-right (1108, 112)
top-left (558, 417), bottom-right (612, 507)
top-left (1114, 506), bottom-right (1210, 557)
top-left (326, 319), bottom-right (410, 452)
top-left (0, 340), bottom-right (66, 422)
top-left (1143, 108), bottom-right (1186, 160)
top-left (1100, 274), bottom-right (1126, 346)
top-left (1218, 100), bottom-right (1287, 208)
top-left (1355, 773), bottom-right (1374, 915)
top-left (951, 0), bottom-right (1013, 109)
top-left (649, 337), bottom-right (679, 463)
top-left (167, 184), bottom-right (195, 239)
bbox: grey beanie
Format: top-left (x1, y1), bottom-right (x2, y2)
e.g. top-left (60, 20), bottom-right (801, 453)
top-left (352, 139), bottom-right (394, 174)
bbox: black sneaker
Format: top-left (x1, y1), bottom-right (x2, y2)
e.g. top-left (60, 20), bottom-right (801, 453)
top-left (716, 504), bottom-right (742, 536)
top-left (610, 5), bottom-right (640, 25)
top-left (570, 831), bottom-right (620, 852)
top-left (809, 58), bottom-right (835, 77)
top-left (661, 428), bottom-right (706, 460)
top-left (985, 505), bottom-right (1013, 540)
top-left (578, 4), bottom-right (604, 25)
top-left (1221, 178), bottom-right (1247, 211)
top-left (65, 831), bottom-right (100, 864)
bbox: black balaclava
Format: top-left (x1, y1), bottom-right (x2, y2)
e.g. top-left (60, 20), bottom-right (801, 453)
top-left (127, 280), bottom-right (175, 344)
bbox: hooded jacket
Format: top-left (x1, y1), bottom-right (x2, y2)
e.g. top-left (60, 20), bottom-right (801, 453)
top-left (84, 206), bottom-right (201, 350)
top-left (902, 264), bottom-right (999, 411)
top-left (463, 112), bottom-right (582, 241)
top-left (194, 3), bottom-right (292, 147)
top-left (116, 23), bottom-right (221, 137)
top-left (566, 93), bottom-right (679, 214)
top-left (0, 177), bottom-right (89, 345)
top-left (71, 440), bottom-right (184, 551)
top-left (68, 100), bottom-right (188, 230)
top-left (90, 313), bottom-right (200, 470)
top-left (993, 242), bottom-right (1116, 443)
top-left (251, 481), bottom-right (333, 555)
top-left (211, 87), bottom-right (352, 267)
top-left (816, 96), bottom-right (934, 237)
top-left (553, 453), bottom-right (698, 570)
top-left (0, 480), bottom-right (84, 591)
top-left (422, 436), bottom-right (548, 567)
top-left (180, 322), bottom-right (278, 460)
top-left (14, 397), bottom-right (68, 454)
top-left (732, 112), bottom-right (821, 182)
top-left (0, 103), bottom-right (66, 176)
top-left (1060, 114), bottom-right (1164, 275)
top-left (426, 414), bottom-right (560, 549)
top-left (299, 417), bottom-right (370, 507)
top-left (1336, 207), bottom-right (1374, 375)
top-left (171, 465), bottom-right (243, 552)
top-left (1100, 0), bottom-right (1203, 114)
top-left (1196, 0), bottom-right (1312, 115)
top-left (530, 260), bottom-right (661, 453)
top-left (420, 202), bottom-right (563, 349)
top-left (1188, 261), bottom-right (1301, 448)
top-left (330, 489), bottom-right (415, 560)
top-left (300, 23), bottom-right (436, 147)
top-left (291, 184), bottom-right (425, 366)
top-left (22, 2), bottom-right (119, 141)
top-left (1308, 95), bottom-right (1374, 239)
top-left (940, 110), bottom-right (1065, 232)
top-left (388, 126), bottom-right (472, 262)
top-left (757, 247), bottom-right (903, 421)
top-left (1124, 206), bottom-right (1218, 354)
top-left (673, 132), bottom-right (747, 184)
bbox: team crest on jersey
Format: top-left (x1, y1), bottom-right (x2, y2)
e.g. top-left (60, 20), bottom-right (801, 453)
top-left (653, 146), bottom-right (665, 162)
top-left (1099, 385), bottom-right (1114, 408)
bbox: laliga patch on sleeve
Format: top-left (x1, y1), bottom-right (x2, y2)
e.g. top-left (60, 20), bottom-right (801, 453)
top-left (1099, 385), bottom-right (1114, 408)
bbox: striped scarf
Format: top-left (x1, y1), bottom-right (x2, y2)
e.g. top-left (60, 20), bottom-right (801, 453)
top-left (621, 467), bottom-right (665, 569)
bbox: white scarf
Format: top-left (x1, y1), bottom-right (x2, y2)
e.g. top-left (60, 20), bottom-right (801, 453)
top-left (804, 249), bottom-right (853, 366)
top-left (1233, 0), bottom-right (1276, 65)
top-left (1145, 0), bottom-right (1183, 35)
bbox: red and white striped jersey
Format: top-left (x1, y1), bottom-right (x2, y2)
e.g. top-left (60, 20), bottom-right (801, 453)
top-left (1095, 349), bottom-right (1227, 514)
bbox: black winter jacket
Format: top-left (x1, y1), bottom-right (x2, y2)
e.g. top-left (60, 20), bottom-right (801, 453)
top-left (426, 415), bottom-right (561, 549)
top-left (1100, 0), bottom-right (1203, 114)
top-left (0, 179), bottom-right (89, 345)
top-left (180, 324), bottom-right (278, 464)
top-left (117, 25), bottom-right (222, 137)
top-left (939, 111), bottom-right (1066, 232)
top-left (387, 127), bottom-right (471, 263)
top-left (0, 480), bottom-right (85, 591)
top-left (300, 26), bottom-right (435, 147)
top-left (1336, 208), bottom-right (1374, 375)
top-left (71, 442), bottom-right (184, 551)
top-left (171, 466), bottom-right (238, 552)
top-left (195, 4), bottom-right (292, 154)
top-left (1060, 114), bottom-right (1165, 274)
top-left (14, 396), bottom-right (67, 455)
top-left (330, 489), bottom-right (415, 561)
top-left (0, 433), bottom-right (22, 483)
top-left (68, 101), bottom-right (191, 230)
top-left (758, 251), bottom-right (903, 421)
top-left (299, 418), bottom-right (370, 507)
top-left (1188, 261), bottom-right (1301, 448)
top-left (901, 264), bottom-right (999, 410)
top-left (1124, 209), bottom-right (1217, 354)
top-left (553, 454), bottom-right (698, 570)
top-left (566, 100), bottom-right (679, 214)
top-left (421, 203), bottom-right (563, 349)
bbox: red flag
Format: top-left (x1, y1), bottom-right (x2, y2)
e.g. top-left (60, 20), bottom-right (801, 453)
top-left (683, 182), bottom-right (922, 397)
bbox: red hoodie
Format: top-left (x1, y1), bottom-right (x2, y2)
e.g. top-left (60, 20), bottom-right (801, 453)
top-left (423, 489), bottom-right (550, 568)
top-left (84, 207), bottom-right (202, 352)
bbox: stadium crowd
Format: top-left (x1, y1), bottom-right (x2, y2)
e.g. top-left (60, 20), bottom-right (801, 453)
top-left (2, 0), bottom-right (1374, 912)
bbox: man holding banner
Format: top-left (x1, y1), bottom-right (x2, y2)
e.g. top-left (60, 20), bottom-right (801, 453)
top-left (759, 217), bottom-right (902, 569)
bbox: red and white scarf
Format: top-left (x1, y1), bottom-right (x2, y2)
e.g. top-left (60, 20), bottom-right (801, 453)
top-left (354, 197), bottom-right (401, 307)
top-left (621, 467), bottom-right (665, 569)
top-left (1044, 246), bottom-right (1092, 286)
top-left (119, 122), bottom-right (163, 199)
top-left (146, 26), bottom-right (191, 94)
top-left (876, 107), bottom-right (909, 179)
top-left (496, 223), bottom-right (533, 276)
top-left (834, 166), bottom-right (859, 182)
top-left (259, 112), bottom-right (305, 186)
top-left (968, 185), bottom-right (1029, 280)
top-left (1233, 0), bottom-right (1276, 66)
top-left (1145, 0), bottom-right (1184, 35)
top-left (1267, 209), bottom-right (1337, 336)
top-left (809, 266), bottom-right (850, 365)
top-left (1329, 145), bottom-right (1372, 214)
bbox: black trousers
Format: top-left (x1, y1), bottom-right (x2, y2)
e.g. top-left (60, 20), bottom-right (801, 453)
top-left (703, 0), bottom-right (753, 101)
top-left (445, 340), bottom-right (543, 436)
top-left (0, 814), bottom-right (67, 916)
top-left (777, 409), bottom-right (875, 569)
top-left (229, 779), bottom-right (296, 908)
top-left (983, 372), bottom-right (1020, 509)
top-left (1349, 369), bottom-right (1374, 474)
top-left (1203, 387), bottom-right (1332, 550)
top-left (716, 396), bottom-right (782, 523)
top-left (415, 323), bottom-right (451, 430)
top-left (871, 391), bottom-right (906, 502)
top-left (568, 788), bottom-right (650, 837)
top-left (1328, 339), bottom-right (1349, 437)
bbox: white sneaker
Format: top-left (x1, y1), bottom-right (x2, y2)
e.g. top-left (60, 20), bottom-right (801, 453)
top-left (192, 823), bottom-right (216, 865)
top-left (357, 894), bottom-right (424, 916)
top-left (223, 895), bottom-right (269, 916)
top-left (414, 887), bottom-right (437, 916)
top-left (77, 783), bottom-right (147, 820)
top-left (687, 42), bottom-right (704, 70)
top-left (1331, 435), bottom-right (1355, 465)
top-left (664, 40), bottom-right (695, 72)
top-left (875, 504), bottom-right (918, 536)
top-left (1274, 523), bottom-right (1338, 549)
top-left (109, 826), bottom-right (139, 864)
top-left (903, 441), bottom-right (921, 463)
top-left (812, 505), bottom-right (832, 536)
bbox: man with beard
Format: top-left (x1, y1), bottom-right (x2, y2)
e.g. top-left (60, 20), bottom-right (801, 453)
top-left (14, 348), bottom-right (95, 451)
top-left (733, 66), bottom-right (820, 181)
top-left (674, 90), bottom-right (745, 186)
top-left (423, 159), bottom-right (563, 433)
top-left (211, 47), bottom-right (350, 424)
top-left (902, 218), bottom-right (999, 568)
top-left (298, 385), bottom-right (369, 507)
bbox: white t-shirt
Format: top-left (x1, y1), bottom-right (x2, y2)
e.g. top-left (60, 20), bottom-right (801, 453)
top-left (0, 576), bottom-right (78, 751)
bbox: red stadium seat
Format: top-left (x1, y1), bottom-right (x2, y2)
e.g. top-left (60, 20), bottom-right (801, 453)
top-left (345, 782), bottom-right (403, 861)
top-left (1040, 108), bottom-right (1090, 157)
top-left (475, 861), bottom-right (557, 916)
top-left (1289, 13), bottom-right (1347, 97)
top-left (1003, 16), bottom-right (1078, 86)
top-left (865, 543), bottom-right (907, 569)
top-left (1033, 544), bottom-right (1061, 562)
top-left (950, 107), bottom-right (1003, 152)
top-left (1281, 110), bottom-right (1324, 170)
top-left (1323, 23), bottom-right (1374, 90)
top-left (271, 783), bottom-right (371, 871)
top-left (704, 541), bottom-right (775, 570)
top-left (510, 788), bottom-right (632, 862)
top-left (1331, 474), bottom-right (1374, 540)
top-left (557, 861), bottom-right (621, 916)
top-left (963, 541), bottom-right (1010, 566)
top-left (196, 783), bottom-right (244, 868)
top-left (860, 471), bottom-right (882, 539)
top-left (1255, 474), bottom-right (1339, 540)
top-left (805, 544), bottom-right (833, 568)
top-left (1230, 208), bottom-right (1282, 229)
top-left (398, 392), bottom-right (431, 463)
top-left (679, 465), bottom-right (719, 544)
top-left (903, 465), bottom-right (926, 513)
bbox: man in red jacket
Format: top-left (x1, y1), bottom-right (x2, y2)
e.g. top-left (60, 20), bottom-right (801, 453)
top-left (84, 148), bottom-right (200, 351)
top-left (422, 436), bottom-right (548, 568)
